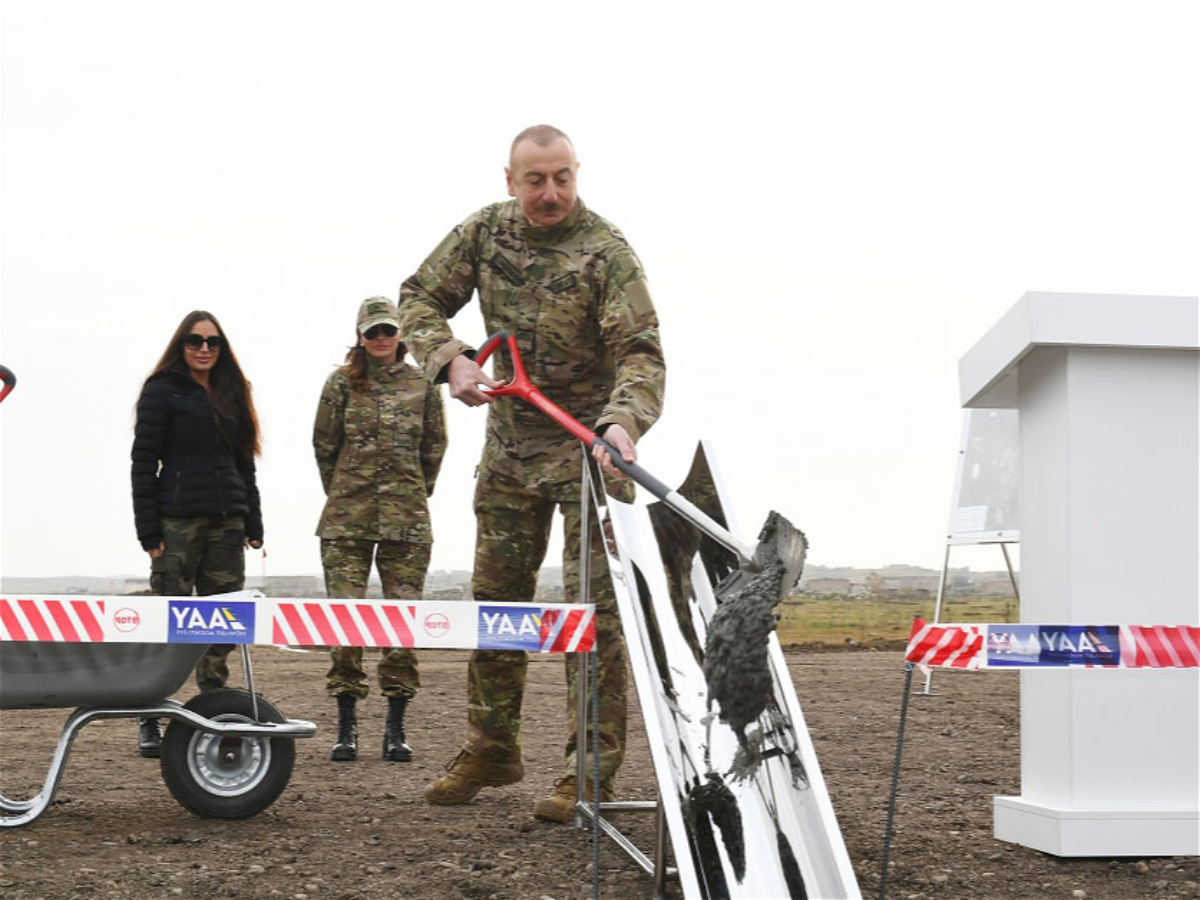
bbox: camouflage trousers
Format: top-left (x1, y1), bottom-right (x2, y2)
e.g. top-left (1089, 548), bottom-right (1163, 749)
top-left (467, 468), bottom-right (633, 783)
top-left (321, 538), bottom-right (431, 700)
top-left (150, 514), bottom-right (246, 692)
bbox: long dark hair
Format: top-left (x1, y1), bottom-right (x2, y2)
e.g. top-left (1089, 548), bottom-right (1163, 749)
top-left (143, 310), bottom-right (261, 458)
top-left (342, 334), bottom-right (404, 391)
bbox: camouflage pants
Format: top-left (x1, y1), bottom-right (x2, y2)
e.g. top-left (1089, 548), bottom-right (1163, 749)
top-left (321, 538), bottom-right (430, 700)
top-left (150, 515), bottom-right (246, 692)
top-left (467, 468), bottom-right (632, 782)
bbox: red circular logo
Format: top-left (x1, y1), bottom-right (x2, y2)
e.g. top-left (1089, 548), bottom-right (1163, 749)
top-left (423, 613), bottom-right (450, 638)
top-left (113, 608), bottom-right (141, 633)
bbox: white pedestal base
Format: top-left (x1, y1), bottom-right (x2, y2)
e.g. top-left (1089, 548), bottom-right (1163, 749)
top-left (994, 796), bottom-right (1200, 857)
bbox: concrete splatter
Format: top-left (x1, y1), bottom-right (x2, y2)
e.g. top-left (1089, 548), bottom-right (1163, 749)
top-left (685, 772), bottom-right (746, 882)
top-left (703, 511), bottom-right (807, 748)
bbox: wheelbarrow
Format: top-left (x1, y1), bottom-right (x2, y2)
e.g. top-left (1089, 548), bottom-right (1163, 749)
top-left (0, 368), bottom-right (316, 826)
top-left (0, 626), bottom-right (317, 827)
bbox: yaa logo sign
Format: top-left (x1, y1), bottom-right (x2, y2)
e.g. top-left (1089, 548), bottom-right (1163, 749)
top-left (987, 625), bottom-right (1120, 667)
top-left (167, 601), bottom-right (255, 643)
top-left (477, 606), bottom-right (544, 651)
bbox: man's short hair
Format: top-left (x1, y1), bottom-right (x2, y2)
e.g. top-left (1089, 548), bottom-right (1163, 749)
top-left (510, 124), bottom-right (573, 160)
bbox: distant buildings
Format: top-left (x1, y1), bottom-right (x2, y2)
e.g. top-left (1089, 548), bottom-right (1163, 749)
top-left (797, 564), bottom-right (1016, 599)
top-left (0, 563), bottom-right (1016, 600)
top-left (804, 578), bottom-right (853, 595)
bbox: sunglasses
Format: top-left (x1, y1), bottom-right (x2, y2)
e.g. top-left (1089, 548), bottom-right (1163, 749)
top-left (183, 334), bottom-right (223, 350)
top-left (363, 324), bottom-right (398, 340)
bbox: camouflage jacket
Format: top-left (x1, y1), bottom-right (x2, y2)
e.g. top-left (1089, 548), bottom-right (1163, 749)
top-left (398, 198), bottom-right (665, 486)
top-left (313, 357), bottom-right (447, 542)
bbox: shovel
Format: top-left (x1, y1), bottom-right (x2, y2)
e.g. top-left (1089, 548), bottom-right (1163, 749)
top-left (473, 331), bottom-right (807, 598)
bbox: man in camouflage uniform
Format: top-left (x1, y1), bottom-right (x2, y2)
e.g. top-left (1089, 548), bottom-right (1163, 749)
top-left (314, 296), bottom-right (447, 762)
top-left (398, 125), bottom-right (665, 821)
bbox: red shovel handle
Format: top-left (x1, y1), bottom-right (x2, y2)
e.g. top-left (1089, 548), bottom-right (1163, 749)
top-left (474, 331), bottom-right (597, 445)
top-left (0, 366), bottom-right (15, 405)
top-left (474, 331), bottom-right (533, 400)
top-left (473, 332), bottom-right (757, 565)
top-left (472, 332), bottom-right (673, 498)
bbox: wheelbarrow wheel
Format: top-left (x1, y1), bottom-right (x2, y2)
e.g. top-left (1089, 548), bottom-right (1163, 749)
top-left (160, 689), bottom-right (295, 819)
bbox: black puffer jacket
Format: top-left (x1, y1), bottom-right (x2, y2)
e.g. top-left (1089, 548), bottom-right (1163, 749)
top-left (131, 368), bottom-right (264, 550)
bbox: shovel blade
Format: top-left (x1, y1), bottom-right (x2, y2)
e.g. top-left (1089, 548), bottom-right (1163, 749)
top-left (716, 510), bottom-right (808, 605)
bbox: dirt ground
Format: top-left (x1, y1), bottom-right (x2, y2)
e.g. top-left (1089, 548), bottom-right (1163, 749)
top-left (1, 646), bottom-right (1197, 900)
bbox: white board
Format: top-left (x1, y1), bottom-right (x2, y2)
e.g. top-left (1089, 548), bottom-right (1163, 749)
top-left (597, 442), bottom-right (861, 899)
top-left (947, 409), bottom-right (1020, 545)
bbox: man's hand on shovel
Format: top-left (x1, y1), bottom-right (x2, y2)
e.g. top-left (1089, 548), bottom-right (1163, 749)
top-left (450, 349), bottom-right (634, 479)
top-left (594, 424), bottom-right (635, 480)
top-left (448, 354), bottom-right (502, 406)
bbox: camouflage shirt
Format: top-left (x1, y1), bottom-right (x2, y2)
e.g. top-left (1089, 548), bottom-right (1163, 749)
top-left (398, 198), bottom-right (665, 486)
top-left (313, 356), bottom-right (447, 542)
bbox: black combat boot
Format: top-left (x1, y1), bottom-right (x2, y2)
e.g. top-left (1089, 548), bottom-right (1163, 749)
top-left (330, 694), bottom-right (358, 762)
top-left (137, 717), bottom-right (162, 758)
top-left (382, 696), bottom-right (412, 762)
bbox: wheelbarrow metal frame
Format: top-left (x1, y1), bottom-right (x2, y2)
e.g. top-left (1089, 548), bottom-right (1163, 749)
top-left (0, 700), bottom-right (316, 827)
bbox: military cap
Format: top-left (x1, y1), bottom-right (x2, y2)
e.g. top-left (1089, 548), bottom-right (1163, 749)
top-left (357, 296), bottom-right (400, 334)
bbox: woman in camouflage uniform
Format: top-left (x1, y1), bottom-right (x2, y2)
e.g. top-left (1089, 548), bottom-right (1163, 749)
top-left (131, 310), bottom-right (264, 758)
top-left (314, 297), bottom-right (447, 762)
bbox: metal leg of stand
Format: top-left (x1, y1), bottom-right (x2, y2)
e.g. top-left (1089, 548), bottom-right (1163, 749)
top-left (577, 446), bottom-right (597, 813)
top-left (574, 448), bottom-right (675, 897)
top-left (920, 543), bottom-right (952, 695)
top-left (579, 449), bottom-right (601, 896)
top-left (1001, 542), bottom-right (1020, 602)
top-left (591, 643), bottom-right (602, 900)
top-left (575, 646), bottom-right (590, 828)
top-left (653, 793), bottom-right (669, 899)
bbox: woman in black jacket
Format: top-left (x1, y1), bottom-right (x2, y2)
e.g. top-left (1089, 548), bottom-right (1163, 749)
top-left (131, 310), bottom-right (264, 756)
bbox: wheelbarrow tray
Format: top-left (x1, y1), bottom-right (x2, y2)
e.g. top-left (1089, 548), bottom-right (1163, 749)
top-left (0, 642), bottom-right (207, 709)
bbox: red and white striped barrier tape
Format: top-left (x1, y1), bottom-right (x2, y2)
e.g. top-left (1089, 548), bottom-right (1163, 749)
top-left (0, 596), bottom-right (106, 643)
top-left (906, 617), bottom-right (1200, 669)
top-left (0, 592), bottom-right (595, 652)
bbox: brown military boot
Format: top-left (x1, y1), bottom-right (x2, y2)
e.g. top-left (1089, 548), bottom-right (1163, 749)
top-left (533, 775), bottom-right (614, 824)
top-left (423, 749), bottom-right (524, 805)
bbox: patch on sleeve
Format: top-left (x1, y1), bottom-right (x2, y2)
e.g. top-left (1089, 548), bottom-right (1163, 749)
top-left (314, 402), bottom-right (334, 433)
top-left (487, 252), bottom-right (526, 286)
top-left (621, 278), bottom-right (656, 326)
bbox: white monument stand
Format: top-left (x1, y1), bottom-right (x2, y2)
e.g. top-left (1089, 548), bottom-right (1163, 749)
top-left (958, 292), bottom-right (1199, 857)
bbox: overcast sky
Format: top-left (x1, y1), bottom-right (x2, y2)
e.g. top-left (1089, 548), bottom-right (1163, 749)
top-left (1, 0), bottom-right (1197, 582)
